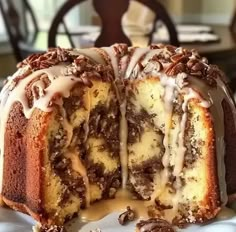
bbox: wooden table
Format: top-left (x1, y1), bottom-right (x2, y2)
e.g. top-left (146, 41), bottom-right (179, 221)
top-left (131, 26), bottom-right (236, 57)
top-left (34, 25), bottom-right (236, 55)
top-left (183, 26), bottom-right (236, 57)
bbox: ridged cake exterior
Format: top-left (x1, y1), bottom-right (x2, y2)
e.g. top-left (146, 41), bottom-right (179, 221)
top-left (0, 44), bottom-right (236, 226)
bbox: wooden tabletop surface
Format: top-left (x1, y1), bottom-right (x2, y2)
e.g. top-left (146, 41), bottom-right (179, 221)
top-left (20, 25), bottom-right (236, 58)
top-left (131, 25), bottom-right (236, 57)
top-left (183, 25), bottom-right (236, 57)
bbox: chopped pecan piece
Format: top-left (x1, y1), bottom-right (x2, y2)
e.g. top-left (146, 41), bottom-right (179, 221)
top-left (136, 218), bottom-right (175, 232)
top-left (118, 206), bottom-right (135, 225)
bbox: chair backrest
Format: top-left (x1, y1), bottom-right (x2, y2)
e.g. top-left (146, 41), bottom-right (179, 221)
top-left (48, 0), bottom-right (179, 48)
top-left (92, 0), bottom-right (132, 47)
top-left (0, 0), bottom-right (39, 62)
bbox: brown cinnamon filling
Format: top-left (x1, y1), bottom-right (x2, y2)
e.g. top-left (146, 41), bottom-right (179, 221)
top-left (184, 113), bottom-right (203, 168)
top-left (128, 157), bottom-right (164, 200)
top-left (86, 161), bottom-right (121, 199)
top-left (71, 124), bottom-right (87, 160)
top-left (127, 104), bottom-right (157, 144)
top-left (48, 115), bottom-right (87, 207)
top-left (131, 156), bottom-right (164, 173)
top-left (63, 88), bottom-right (85, 117)
top-left (126, 102), bottom-right (166, 200)
top-left (89, 100), bottom-right (120, 157)
top-left (128, 173), bottom-right (154, 200)
top-left (49, 98), bottom-right (121, 206)
top-left (49, 149), bottom-right (87, 208)
top-left (127, 149), bottom-right (164, 200)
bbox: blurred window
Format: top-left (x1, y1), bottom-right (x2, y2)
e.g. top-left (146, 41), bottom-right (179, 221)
top-left (0, 12), bottom-right (6, 35)
top-left (28, 0), bottom-right (81, 31)
top-left (0, 11), bottom-right (8, 42)
top-left (28, 0), bottom-right (63, 30)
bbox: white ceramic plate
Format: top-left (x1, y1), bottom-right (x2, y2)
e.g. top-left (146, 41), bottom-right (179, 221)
top-left (1, 208), bottom-right (236, 232)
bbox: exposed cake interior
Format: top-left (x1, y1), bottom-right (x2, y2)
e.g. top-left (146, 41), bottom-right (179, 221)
top-left (0, 44), bottom-right (235, 226)
top-left (126, 78), bottom-right (217, 222)
top-left (44, 78), bottom-right (121, 223)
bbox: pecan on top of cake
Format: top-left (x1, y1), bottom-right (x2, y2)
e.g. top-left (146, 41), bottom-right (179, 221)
top-left (13, 44), bottom-right (224, 90)
top-left (17, 47), bottom-right (71, 71)
top-left (148, 44), bottom-right (222, 87)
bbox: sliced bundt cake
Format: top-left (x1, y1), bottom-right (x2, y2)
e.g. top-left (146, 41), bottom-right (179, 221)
top-left (0, 44), bottom-right (236, 227)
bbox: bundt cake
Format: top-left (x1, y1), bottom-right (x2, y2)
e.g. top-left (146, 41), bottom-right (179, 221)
top-left (0, 44), bottom-right (236, 228)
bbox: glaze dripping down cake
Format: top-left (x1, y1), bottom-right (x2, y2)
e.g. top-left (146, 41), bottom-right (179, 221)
top-left (0, 44), bottom-right (236, 227)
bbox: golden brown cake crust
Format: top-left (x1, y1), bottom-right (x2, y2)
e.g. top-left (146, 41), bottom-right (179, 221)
top-left (2, 102), bottom-right (28, 206)
top-left (2, 102), bottom-right (54, 224)
top-left (173, 99), bottom-right (221, 225)
top-left (195, 99), bottom-right (221, 215)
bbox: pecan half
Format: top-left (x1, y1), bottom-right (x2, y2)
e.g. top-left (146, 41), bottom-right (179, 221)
top-left (118, 206), bottom-right (135, 225)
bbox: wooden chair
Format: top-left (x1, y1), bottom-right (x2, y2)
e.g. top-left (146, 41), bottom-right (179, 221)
top-left (0, 0), bottom-right (41, 62)
top-left (48, 0), bottom-right (179, 48)
top-left (230, 8), bottom-right (236, 33)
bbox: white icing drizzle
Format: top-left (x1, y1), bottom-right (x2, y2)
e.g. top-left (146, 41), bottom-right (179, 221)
top-left (102, 47), bottom-right (119, 79)
top-left (69, 48), bottom-right (105, 65)
top-left (31, 78), bottom-right (47, 99)
top-left (102, 46), bottom-right (129, 188)
top-left (159, 75), bottom-right (176, 187)
top-left (141, 49), bottom-right (161, 65)
top-left (149, 72), bottom-right (210, 213)
top-left (125, 48), bottom-right (149, 79)
top-left (119, 55), bottom-right (129, 77)
top-left (119, 98), bottom-right (128, 188)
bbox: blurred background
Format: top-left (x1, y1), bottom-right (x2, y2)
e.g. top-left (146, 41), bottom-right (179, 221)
top-left (0, 0), bottom-right (236, 91)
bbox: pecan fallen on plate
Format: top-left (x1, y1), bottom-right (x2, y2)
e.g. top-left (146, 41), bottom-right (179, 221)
top-left (136, 218), bottom-right (175, 232)
top-left (39, 225), bottom-right (67, 232)
top-left (118, 206), bottom-right (135, 225)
